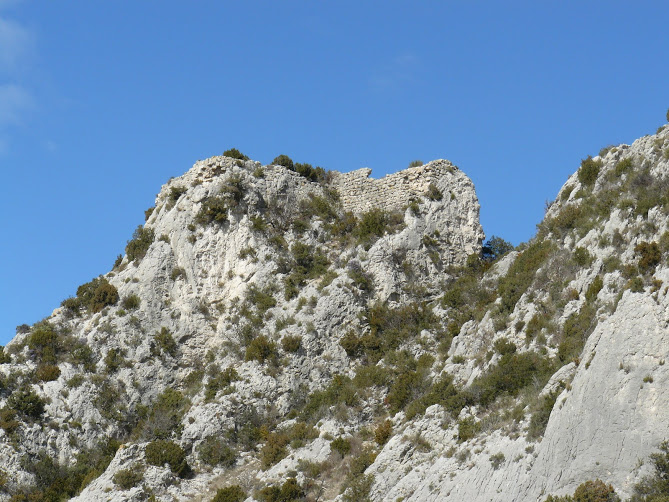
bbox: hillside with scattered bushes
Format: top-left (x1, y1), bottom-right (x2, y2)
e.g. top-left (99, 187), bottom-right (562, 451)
top-left (2, 119), bottom-right (669, 501)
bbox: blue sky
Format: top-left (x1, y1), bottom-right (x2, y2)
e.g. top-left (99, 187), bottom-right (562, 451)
top-left (1, 1), bottom-right (668, 345)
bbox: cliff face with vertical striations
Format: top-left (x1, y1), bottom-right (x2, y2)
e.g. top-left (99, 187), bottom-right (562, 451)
top-left (2, 122), bottom-right (669, 502)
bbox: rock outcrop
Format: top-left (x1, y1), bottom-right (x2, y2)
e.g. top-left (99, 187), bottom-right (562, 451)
top-left (2, 122), bottom-right (669, 502)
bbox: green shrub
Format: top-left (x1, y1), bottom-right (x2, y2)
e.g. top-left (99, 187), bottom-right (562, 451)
top-left (0, 407), bottom-right (19, 433)
top-left (294, 162), bottom-right (327, 182)
top-left (205, 366), bottom-right (239, 401)
top-left (113, 466), bottom-right (143, 489)
top-left (28, 321), bottom-right (60, 364)
top-left (558, 304), bottom-right (596, 362)
top-left (527, 387), bottom-right (563, 440)
top-left (340, 332), bottom-right (363, 358)
top-left (213, 485), bottom-right (247, 502)
top-left (635, 241), bottom-right (661, 275)
top-left (614, 157), bottom-right (633, 177)
top-left (457, 416), bottom-right (481, 442)
top-left (426, 183), bottom-right (443, 201)
top-left (35, 364), bottom-right (61, 382)
top-left (490, 452), bottom-right (505, 470)
top-left (154, 327), bottom-right (178, 357)
top-left (493, 338), bottom-right (517, 356)
top-left (220, 174), bottom-right (246, 208)
top-left (348, 263), bottom-right (374, 293)
top-left (245, 335), bottom-right (277, 364)
top-left (498, 240), bottom-right (553, 313)
top-left (585, 276), bottom-right (604, 302)
top-left (578, 156), bottom-right (602, 186)
top-left (281, 335), bottom-right (302, 353)
top-left (408, 160), bottom-right (423, 167)
top-left (169, 185), bottom-right (187, 203)
top-left (104, 348), bottom-right (127, 373)
top-left (247, 286), bottom-right (277, 314)
top-left (171, 267), bottom-right (186, 280)
top-left (544, 479), bottom-right (620, 501)
top-left (145, 440), bottom-right (191, 477)
top-left (140, 387), bottom-right (190, 440)
top-left (7, 388), bottom-right (45, 419)
top-left (0, 346), bottom-right (9, 364)
top-left (73, 276), bottom-right (119, 314)
top-left (631, 440), bottom-right (669, 501)
top-left (196, 195), bottom-right (229, 225)
top-left (121, 294), bottom-right (141, 310)
top-left (260, 432), bottom-right (290, 469)
top-left (301, 374), bottom-right (358, 421)
top-left (197, 436), bottom-right (237, 467)
top-left (126, 225), bottom-right (155, 262)
top-left (257, 478), bottom-right (305, 502)
top-left (272, 154), bottom-right (294, 169)
top-left (223, 148), bottom-right (249, 160)
top-left (331, 437), bottom-right (351, 457)
top-left (469, 352), bottom-right (553, 407)
top-left (573, 247), bottom-right (593, 267)
top-left (342, 474), bottom-right (374, 502)
top-left (374, 420), bottom-right (393, 445)
top-left (354, 208), bottom-right (404, 247)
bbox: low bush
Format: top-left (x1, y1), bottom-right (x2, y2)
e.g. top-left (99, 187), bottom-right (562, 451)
top-left (260, 432), bottom-right (290, 469)
top-left (198, 436), bottom-right (237, 468)
top-left (0, 407), bottom-right (19, 433)
top-left (426, 183), bottom-right (443, 201)
top-left (28, 321), bottom-right (60, 364)
top-left (498, 240), bottom-right (553, 313)
top-left (113, 466), bottom-right (143, 489)
top-left (145, 440), bottom-right (191, 477)
top-left (121, 294), bottom-right (141, 310)
top-left (257, 478), bottom-right (305, 502)
top-left (408, 160), bottom-right (423, 167)
top-left (154, 327), bottom-right (178, 357)
top-left (527, 387), bottom-right (563, 440)
top-left (69, 276), bottom-right (119, 314)
top-left (169, 185), bottom-right (187, 203)
top-left (272, 154), bottom-right (294, 169)
top-left (281, 335), bottom-right (302, 353)
top-left (544, 479), bottom-right (620, 501)
top-left (223, 148), bottom-right (249, 160)
top-left (7, 388), bottom-right (45, 419)
top-left (457, 416), bottom-right (481, 442)
top-left (558, 303), bottom-right (597, 362)
top-left (140, 387), bottom-right (190, 440)
top-left (578, 156), bottom-right (602, 186)
top-left (630, 440), bottom-right (669, 501)
top-left (196, 195), bottom-right (229, 225)
top-left (125, 225), bottom-right (155, 262)
top-left (35, 364), bottom-right (61, 382)
top-left (469, 352), bottom-right (553, 407)
top-left (301, 374), bottom-right (358, 422)
top-left (104, 348), bottom-right (127, 373)
top-left (245, 335), bottom-right (277, 364)
top-left (354, 208), bottom-right (404, 248)
top-left (205, 366), bottom-right (239, 401)
top-left (330, 437), bottom-right (351, 456)
top-left (635, 241), bottom-right (661, 275)
top-left (213, 485), bottom-right (247, 502)
top-left (374, 420), bottom-right (393, 445)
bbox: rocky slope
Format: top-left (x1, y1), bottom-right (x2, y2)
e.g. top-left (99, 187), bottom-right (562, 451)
top-left (2, 123), bottom-right (669, 502)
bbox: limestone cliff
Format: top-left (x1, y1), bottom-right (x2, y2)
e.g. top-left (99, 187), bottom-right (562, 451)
top-left (2, 122), bottom-right (669, 502)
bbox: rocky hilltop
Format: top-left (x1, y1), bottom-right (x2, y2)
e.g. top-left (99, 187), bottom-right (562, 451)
top-left (1, 123), bottom-right (669, 502)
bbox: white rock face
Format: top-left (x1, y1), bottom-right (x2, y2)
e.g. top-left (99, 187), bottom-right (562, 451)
top-left (4, 124), bottom-right (669, 501)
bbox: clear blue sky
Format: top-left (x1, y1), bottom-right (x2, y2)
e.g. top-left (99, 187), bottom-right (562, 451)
top-left (1, 1), bottom-right (668, 345)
